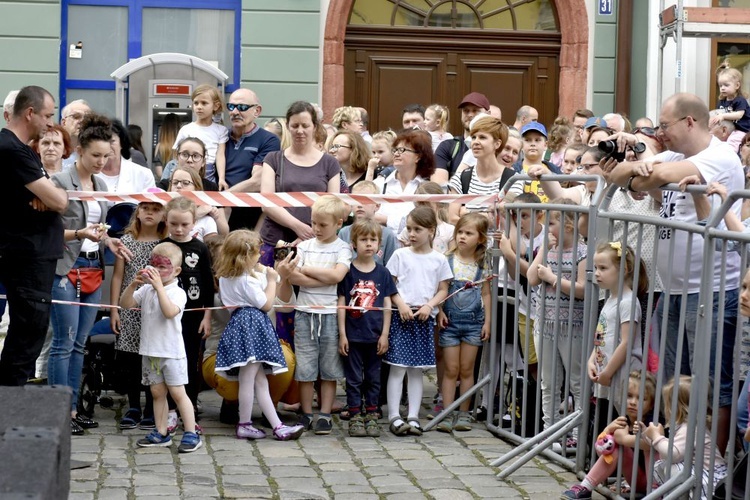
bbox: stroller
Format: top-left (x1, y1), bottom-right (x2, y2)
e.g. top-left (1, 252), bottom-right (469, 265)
top-left (77, 318), bottom-right (118, 417)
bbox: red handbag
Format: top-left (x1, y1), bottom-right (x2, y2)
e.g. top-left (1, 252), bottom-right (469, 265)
top-left (67, 267), bottom-right (103, 298)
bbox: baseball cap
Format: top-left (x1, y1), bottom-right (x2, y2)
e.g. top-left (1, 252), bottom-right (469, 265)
top-left (520, 121), bottom-right (548, 138)
top-left (584, 117), bottom-right (607, 130)
top-left (458, 92), bottom-right (490, 110)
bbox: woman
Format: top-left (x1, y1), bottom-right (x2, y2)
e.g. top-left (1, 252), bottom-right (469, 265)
top-left (48, 115), bottom-right (127, 435)
top-left (32, 124), bottom-right (72, 176)
top-left (157, 137), bottom-right (219, 192)
top-left (127, 124), bottom-right (148, 168)
top-left (329, 130), bottom-right (370, 191)
top-left (331, 106), bottom-right (362, 133)
top-left (447, 116), bottom-right (513, 223)
top-left (99, 119), bottom-right (155, 194)
top-left (498, 129), bottom-right (522, 170)
top-left (153, 113), bottom-right (181, 179)
top-left (374, 129), bottom-right (435, 232)
top-left (169, 166), bottom-right (228, 241)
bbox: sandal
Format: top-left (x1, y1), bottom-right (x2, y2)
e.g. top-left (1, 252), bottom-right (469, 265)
top-left (339, 406), bottom-right (351, 421)
top-left (119, 408), bottom-right (141, 430)
top-left (407, 420), bottom-right (423, 436)
top-left (609, 481), bottom-right (631, 494)
top-left (389, 418), bottom-right (410, 436)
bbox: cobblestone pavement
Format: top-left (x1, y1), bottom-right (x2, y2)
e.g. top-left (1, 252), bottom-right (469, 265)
top-left (66, 375), bottom-right (606, 500)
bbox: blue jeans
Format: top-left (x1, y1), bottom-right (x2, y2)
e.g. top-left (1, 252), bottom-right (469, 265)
top-left (658, 288), bottom-right (738, 407)
top-left (48, 257), bottom-right (102, 411)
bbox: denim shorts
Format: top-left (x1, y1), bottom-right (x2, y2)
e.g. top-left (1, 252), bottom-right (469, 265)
top-left (294, 311), bottom-right (343, 382)
top-left (439, 310), bottom-right (484, 347)
top-left (142, 356), bottom-right (188, 387)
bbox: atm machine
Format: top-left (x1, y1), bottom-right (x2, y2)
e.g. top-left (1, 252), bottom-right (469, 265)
top-left (111, 53), bottom-right (228, 166)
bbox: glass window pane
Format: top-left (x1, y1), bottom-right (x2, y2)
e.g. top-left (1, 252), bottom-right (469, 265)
top-left (142, 8), bottom-right (235, 81)
top-left (67, 6), bottom-right (128, 80)
top-left (66, 89), bottom-right (116, 118)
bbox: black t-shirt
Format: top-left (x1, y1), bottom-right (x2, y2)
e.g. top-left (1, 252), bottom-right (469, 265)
top-left (0, 128), bottom-right (63, 259)
top-left (435, 136), bottom-right (468, 179)
top-left (337, 262), bottom-right (397, 343)
top-left (163, 237), bottom-right (214, 309)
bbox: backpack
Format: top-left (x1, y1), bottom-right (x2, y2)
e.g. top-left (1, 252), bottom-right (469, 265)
top-left (459, 166), bottom-right (516, 194)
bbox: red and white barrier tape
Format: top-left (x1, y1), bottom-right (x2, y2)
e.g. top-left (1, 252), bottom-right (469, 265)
top-left (65, 190), bottom-right (499, 208)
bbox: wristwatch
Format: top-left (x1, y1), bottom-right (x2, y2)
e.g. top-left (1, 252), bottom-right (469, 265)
top-left (626, 175), bottom-right (638, 192)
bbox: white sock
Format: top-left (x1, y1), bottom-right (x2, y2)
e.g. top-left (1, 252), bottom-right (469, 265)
top-left (238, 363), bottom-right (260, 423)
top-left (406, 367), bottom-right (423, 421)
top-left (254, 369), bottom-right (281, 429)
top-left (387, 365), bottom-right (407, 422)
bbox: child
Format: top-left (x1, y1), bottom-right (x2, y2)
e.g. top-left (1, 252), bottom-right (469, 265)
top-left (168, 166), bottom-right (228, 241)
top-left (644, 375), bottom-right (728, 499)
top-left (338, 181), bottom-right (397, 265)
top-left (560, 143), bottom-right (587, 175)
top-left (110, 198), bottom-right (167, 430)
top-left (173, 84), bottom-right (229, 187)
top-left (385, 206), bottom-right (452, 436)
top-left (424, 104), bottom-right (453, 152)
top-left (544, 117), bottom-right (573, 168)
top-left (337, 219), bottom-right (398, 437)
top-left (436, 213), bottom-right (491, 433)
top-left (163, 197), bottom-right (214, 432)
top-left (120, 242), bottom-right (201, 453)
top-left (508, 122), bottom-right (562, 202)
top-left (366, 130), bottom-right (396, 180)
top-left (528, 198), bottom-right (587, 448)
top-left (563, 371), bottom-right (658, 498)
top-left (710, 61), bottom-right (750, 143)
top-left (589, 242), bottom-right (648, 417)
top-left (214, 230), bottom-right (304, 441)
top-left (398, 181), bottom-right (454, 254)
top-left (289, 195), bottom-right (352, 434)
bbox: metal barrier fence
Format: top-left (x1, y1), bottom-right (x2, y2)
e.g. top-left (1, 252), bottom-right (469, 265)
top-left (481, 175), bottom-right (750, 499)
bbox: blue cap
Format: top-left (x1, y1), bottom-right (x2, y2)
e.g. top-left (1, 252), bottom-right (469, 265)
top-left (584, 116), bottom-right (607, 130)
top-left (520, 121), bottom-right (547, 138)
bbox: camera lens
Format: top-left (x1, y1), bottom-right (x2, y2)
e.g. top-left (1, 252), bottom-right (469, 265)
top-left (598, 140), bottom-right (617, 154)
top-left (632, 142), bottom-right (646, 154)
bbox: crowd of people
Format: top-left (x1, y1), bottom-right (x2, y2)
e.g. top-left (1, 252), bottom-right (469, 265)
top-left (1, 71), bottom-right (750, 497)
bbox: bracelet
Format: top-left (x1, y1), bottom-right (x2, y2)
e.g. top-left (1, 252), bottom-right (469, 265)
top-left (75, 229), bottom-right (80, 240)
top-left (626, 175), bottom-right (638, 192)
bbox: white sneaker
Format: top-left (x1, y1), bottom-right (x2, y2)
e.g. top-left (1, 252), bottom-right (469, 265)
top-left (167, 411), bottom-right (179, 436)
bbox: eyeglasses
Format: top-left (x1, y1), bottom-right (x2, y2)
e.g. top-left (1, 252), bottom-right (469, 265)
top-left (656, 116), bottom-right (688, 132)
top-left (633, 127), bottom-right (657, 138)
top-left (178, 151), bottom-right (204, 162)
top-left (64, 112), bottom-right (86, 121)
top-left (171, 179), bottom-right (194, 188)
top-left (577, 163), bottom-right (600, 172)
top-left (329, 143), bottom-right (352, 151)
top-left (227, 103), bottom-right (258, 112)
top-left (391, 147), bottom-right (416, 155)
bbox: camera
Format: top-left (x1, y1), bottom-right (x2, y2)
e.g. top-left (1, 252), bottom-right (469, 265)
top-left (273, 246), bottom-right (297, 261)
top-left (598, 140), bottom-right (646, 162)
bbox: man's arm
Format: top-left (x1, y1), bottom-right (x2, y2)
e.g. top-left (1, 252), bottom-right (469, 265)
top-left (27, 178), bottom-right (68, 213)
top-left (610, 159), bottom-right (700, 199)
top-left (229, 163), bottom-right (263, 193)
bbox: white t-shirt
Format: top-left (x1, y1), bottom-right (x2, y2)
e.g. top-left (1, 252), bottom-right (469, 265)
top-left (191, 215), bottom-right (218, 242)
top-left (386, 247), bottom-right (453, 317)
top-left (374, 172), bottom-right (426, 233)
top-left (296, 237), bottom-right (352, 313)
top-left (134, 281), bottom-right (187, 359)
top-left (219, 271), bottom-right (268, 309)
top-left (593, 290), bottom-right (642, 401)
top-left (397, 220), bottom-right (454, 254)
top-left (652, 137), bottom-right (743, 293)
top-left (80, 201), bottom-right (101, 253)
top-left (96, 158), bottom-right (155, 195)
top-left (430, 131), bottom-right (453, 152)
top-left (173, 122), bottom-right (229, 165)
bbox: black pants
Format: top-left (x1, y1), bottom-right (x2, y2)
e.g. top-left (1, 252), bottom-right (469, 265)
top-left (115, 350), bottom-right (153, 417)
top-left (0, 257), bottom-right (56, 386)
top-left (343, 341), bottom-right (381, 413)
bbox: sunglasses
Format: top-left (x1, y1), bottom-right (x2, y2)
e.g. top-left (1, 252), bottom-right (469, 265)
top-left (633, 127), bottom-right (657, 138)
top-left (226, 103), bottom-right (258, 112)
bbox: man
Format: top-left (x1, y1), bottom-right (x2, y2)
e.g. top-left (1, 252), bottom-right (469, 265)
top-left (60, 99), bottom-right (91, 169)
top-left (633, 116), bottom-right (654, 129)
top-left (432, 92), bottom-right (490, 185)
top-left (489, 105), bottom-right (502, 120)
top-left (3, 90), bottom-right (18, 123)
top-left (357, 107), bottom-right (372, 144)
top-left (610, 93), bottom-right (743, 455)
top-left (224, 88), bottom-right (281, 230)
top-left (572, 108), bottom-right (594, 143)
top-left (709, 109), bottom-right (743, 152)
top-left (401, 104), bottom-right (425, 130)
top-left (512, 105), bottom-right (538, 131)
top-left (0, 86), bottom-right (68, 386)
top-left (603, 112), bottom-right (627, 133)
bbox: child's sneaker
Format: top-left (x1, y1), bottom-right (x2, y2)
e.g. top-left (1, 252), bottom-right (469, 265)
top-left (139, 417), bottom-right (156, 430)
top-left (453, 411), bottom-right (472, 432)
top-left (236, 422), bottom-right (266, 440)
top-left (436, 413), bottom-right (454, 433)
top-left (314, 416), bottom-right (333, 435)
top-left (136, 430), bottom-right (172, 448)
top-left (561, 484), bottom-right (591, 499)
top-left (178, 432), bottom-right (202, 453)
top-left (167, 411), bottom-right (179, 436)
top-left (364, 413), bottom-right (380, 437)
top-left (298, 414), bottom-right (313, 431)
top-left (194, 423), bottom-right (203, 435)
top-left (273, 423), bottom-right (305, 441)
top-left (348, 414), bottom-right (367, 437)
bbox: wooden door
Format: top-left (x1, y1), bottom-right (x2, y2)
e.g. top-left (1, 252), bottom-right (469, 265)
top-left (344, 26), bottom-right (561, 133)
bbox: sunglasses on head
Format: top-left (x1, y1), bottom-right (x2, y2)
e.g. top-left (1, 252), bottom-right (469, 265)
top-left (633, 127), bottom-right (657, 138)
top-left (226, 103), bottom-right (258, 112)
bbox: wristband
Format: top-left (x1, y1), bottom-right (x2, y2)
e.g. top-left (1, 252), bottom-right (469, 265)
top-left (626, 175), bottom-right (638, 192)
top-left (75, 229), bottom-right (80, 240)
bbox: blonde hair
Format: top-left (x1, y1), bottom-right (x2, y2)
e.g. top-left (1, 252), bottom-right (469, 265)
top-left (447, 212), bottom-right (488, 264)
top-left (352, 180), bottom-right (378, 194)
top-left (312, 194), bottom-right (348, 222)
top-left (165, 196), bottom-right (196, 222)
top-left (595, 242), bottom-right (649, 295)
top-left (628, 370), bottom-right (657, 415)
top-left (427, 104), bottom-right (450, 132)
top-left (125, 202), bottom-right (167, 239)
top-left (170, 166), bottom-right (203, 191)
top-left (662, 375), bottom-right (692, 426)
top-left (350, 218), bottom-right (382, 246)
top-left (192, 84), bottom-right (224, 116)
top-left (372, 130), bottom-right (397, 146)
top-left (416, 181), bottom-right (448, 223)
top-left (717, 60), bottom-right (746, 99)
top-left (548, 116), bottom-right (573, 153)
top-left (214, 230), bottom-right (261, 278)
top-left (265, 118), bottom-right (291, 149)
top-left (152, 242), bottom-right (183, 268)
top-left (332, 106), bottom-right (361, 130)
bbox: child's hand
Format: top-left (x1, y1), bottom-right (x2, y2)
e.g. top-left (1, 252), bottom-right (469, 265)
top-left (536, 265), bottom-right (556, 286)
top-left (414, 304), bottom-right (431, 321)
top-left (110, 309), bottom-right (121, 335)
top-left (605, 416), bottom-right (628, 435)
top-left (367, 157), bottom-right (380, 173)
top-left (678, 174), bottom-right (703, 192)
top-left (198, 317), bottom-right (211, 339)
top-left (480, 322), bottom-right (490, 342)
top-left (526, 164), bottom-right (550, 179)
top-left (437, 310), bottom-right (449, 329)
top-left (643, 422), bottom-right (664, 441)
top-left (139, 266), bottom-right (162, 288)
top-left (218, 178), bottom-right (229, 191)
top-left (547, 233), bottom-right (558, 248)
top-left (587, 359), bottom-right (598, 382)
top-left (275, 253), bottom-right (300, 281)
top-left (497, 233), bottom-right (513, 255)
top-left (398, 302), bottom-right (413, 321)
top-left (266, 267), bottom-right (279, 282)
top-left (377, 334), bottom-right (389, 355)
top-left (706, 181), bottom-right (729, 202)
top-left (597, 370), bottom-right (612, 387)
top-left (744, 426), bottom-right (750, 443)
top-left (338, 335), bottom-right (349, 356)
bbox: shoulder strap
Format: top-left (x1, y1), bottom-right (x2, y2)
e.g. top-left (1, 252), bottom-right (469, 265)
top-left (460, 167), bottom-right (473, 194)
top-left (473, 260), bottom-right (483, 282)
top-left (447, 254), bottom-right (454, 269)
top-left (450, 137), bottom-right (462, 160)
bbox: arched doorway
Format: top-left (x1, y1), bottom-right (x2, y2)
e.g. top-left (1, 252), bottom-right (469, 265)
top-left (323, 0), bottom-right (588, 130)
